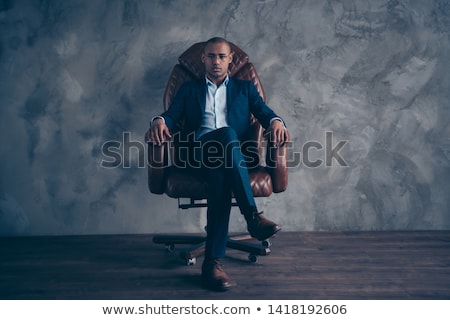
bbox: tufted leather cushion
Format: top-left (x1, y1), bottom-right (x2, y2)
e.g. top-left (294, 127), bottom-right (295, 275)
top-left (178, 41), bottom-right (249, 79)
top-left (165, 167), bottom-right (273, 199)
top-left (247, 168), bottom-right (273, 197)
top-left (233, 62), bottom-right (266, 102)
top-left (164, 167), bottom-right (209, 199)
top-left (163, 65), bottom-right (194, 111)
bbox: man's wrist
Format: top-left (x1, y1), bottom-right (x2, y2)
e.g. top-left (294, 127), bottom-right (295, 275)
top-left (270, 117), bottom-right (286, 127)
top-left (151, 116), bottom-right (165, 126)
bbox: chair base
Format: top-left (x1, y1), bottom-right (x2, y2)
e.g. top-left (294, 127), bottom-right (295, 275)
top-left (152, 233), bottom-right (272, 265)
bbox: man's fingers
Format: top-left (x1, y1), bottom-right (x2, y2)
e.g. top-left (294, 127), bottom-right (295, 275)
top-left (149, 123), bottom-right (171, 146)
top-left (149, 126), bottom-right (161, 145)
top-left (163, 127), bottom-right (172, 139)
top-left (273, 128), bottom-right (280, 145)
top-left (280, 128), bottom-right (290, 146)
top-left (272, 127), bottom-right (289, 147)
top-left (151, 130), bottom-right (161, 145)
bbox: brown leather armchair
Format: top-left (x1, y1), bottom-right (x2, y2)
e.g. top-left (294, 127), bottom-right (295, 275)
top-left (146, 41), bottom-right (288, 265)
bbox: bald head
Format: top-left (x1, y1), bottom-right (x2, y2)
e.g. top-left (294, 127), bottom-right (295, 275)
top-left (204, 37), bottom-right (231, 53)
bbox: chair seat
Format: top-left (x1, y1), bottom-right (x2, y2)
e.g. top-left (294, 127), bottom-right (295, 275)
top-left (165, 166), bottom-right (273, 199)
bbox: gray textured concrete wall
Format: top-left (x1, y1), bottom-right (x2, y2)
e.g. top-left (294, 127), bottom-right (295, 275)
top-left (0, 0), bottom-right (449, 236)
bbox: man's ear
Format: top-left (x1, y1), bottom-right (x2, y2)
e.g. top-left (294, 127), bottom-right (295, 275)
top-left (201, 52), bottom-right (206, 63)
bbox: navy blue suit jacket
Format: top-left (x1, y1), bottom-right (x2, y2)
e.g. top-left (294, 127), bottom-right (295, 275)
top-left (160, 77), bottom-right (280, 140)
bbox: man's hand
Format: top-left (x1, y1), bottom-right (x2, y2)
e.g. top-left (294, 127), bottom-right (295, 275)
top-left (149, 118), bottom-right (172, 145)
top-left (266, 119), bottom-right (289, 147)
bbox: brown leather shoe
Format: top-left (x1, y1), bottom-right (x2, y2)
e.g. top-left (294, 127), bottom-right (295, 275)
top-left (246, 211), bottom-right (281, 240)
top-left (201, 258), bottom-right (232, 291)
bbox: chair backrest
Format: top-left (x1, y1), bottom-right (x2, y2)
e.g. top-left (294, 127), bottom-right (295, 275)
top-left (163, 41), bottom-right (266, 109)
top-left (162, 41), bottom-right (267, 168)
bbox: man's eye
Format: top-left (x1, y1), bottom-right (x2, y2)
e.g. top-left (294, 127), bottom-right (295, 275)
top-left (207, 54), bottom-right (228, 60)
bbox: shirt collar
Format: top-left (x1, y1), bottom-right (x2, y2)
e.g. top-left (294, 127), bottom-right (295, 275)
top-left (205, 75), bottom-right (229, 87)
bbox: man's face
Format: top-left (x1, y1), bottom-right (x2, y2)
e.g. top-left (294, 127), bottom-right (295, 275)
top-left (201, 41), bottom-right (233, 84)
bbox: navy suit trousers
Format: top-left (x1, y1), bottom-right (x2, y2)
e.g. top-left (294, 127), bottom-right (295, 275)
top-left (196, 127), bottom-right (257, 259)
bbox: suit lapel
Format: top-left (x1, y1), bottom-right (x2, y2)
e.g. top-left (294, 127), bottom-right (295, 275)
top-left (226, 77), bottom-right (237, 116)
top-left (195, 78), bottom-right (206, 117)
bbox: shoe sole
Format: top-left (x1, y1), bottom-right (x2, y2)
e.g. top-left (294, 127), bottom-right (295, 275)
top-left (202, 279), bottom-right (232, 292)
top-left (254, 226), bottom-right (282, 241)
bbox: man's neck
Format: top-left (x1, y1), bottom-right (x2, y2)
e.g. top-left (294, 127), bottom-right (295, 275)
top-left (206, 75), bottom-right (228, 86)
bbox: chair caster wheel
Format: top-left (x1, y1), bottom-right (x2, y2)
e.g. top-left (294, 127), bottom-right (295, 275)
top-left (262, 239), bottom-right (272, 248)
top-left (248, 254), bottom-right (258, 263)
top-left (165, 244), bottom-right (175, 252)
top-left (185, 257), bottom-right (196, 266)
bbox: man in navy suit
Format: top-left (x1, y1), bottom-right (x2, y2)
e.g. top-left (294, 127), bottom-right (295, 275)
top-left (149, 37), bottom-right (289, 291)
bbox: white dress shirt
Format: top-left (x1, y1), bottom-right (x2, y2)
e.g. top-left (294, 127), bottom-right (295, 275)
top-left (195, 76), bottom-right (230, 138)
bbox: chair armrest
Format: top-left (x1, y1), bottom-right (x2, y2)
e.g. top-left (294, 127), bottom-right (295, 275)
top-left (146, 129), bottom-right (168, 194)
top-left (265, 141), bottom-right (289, 193)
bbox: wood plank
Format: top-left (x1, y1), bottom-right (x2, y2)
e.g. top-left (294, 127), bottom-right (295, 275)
top-left (0, 231), bottom-right (449, 299)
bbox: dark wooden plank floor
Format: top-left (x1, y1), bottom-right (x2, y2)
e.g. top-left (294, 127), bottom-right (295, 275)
top-left (1, 231), bottom-right (449, 300)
